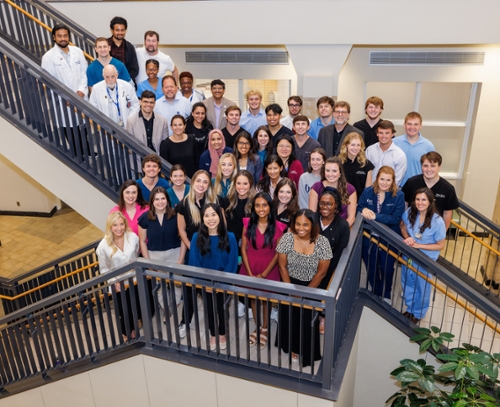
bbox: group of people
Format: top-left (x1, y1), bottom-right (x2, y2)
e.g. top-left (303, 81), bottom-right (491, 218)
top-left (42, 17), bottom-right (460, 364)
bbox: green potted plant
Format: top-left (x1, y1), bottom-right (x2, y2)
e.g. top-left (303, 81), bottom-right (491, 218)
top-left (387, 326), bottom-right (500, 406)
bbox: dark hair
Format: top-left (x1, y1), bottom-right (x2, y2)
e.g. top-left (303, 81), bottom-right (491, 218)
top-left (290, 209), bottom-right (320, 243)
top-left (334, 101), bottom-right (351, 113)
top-left (140, 90), bottom-right (156, 100)
top-left (162, 74), bottom-right (177, 87)
top-left (210, 79), bottom-right (225, 89)
top-left (257, 154), bottom-right (285, 193)
top-left (292, 115), bottom-right (310, 125)
top-left (186, 102), bottom-right (211, 130)
top-left (144, 30), bottom-right (159, 41)
top-left (147, 186), bottom-right (175, 221)
top-left (170, 164), bottom-right (187, 177)
top-left (316, 96), bottom-right (335, 108)
top-left (51, 23), bottom-right (70, 39)
top-left (287, 96), bottom-right (303, 106)
top-left (274, 134), bottom-right (298, 171)
top-left (234, 131), bottom-right (257, 163)
top-left (420, 151), bottom-right (443, 166)
top-left (265, 104), bottom-right (283, 115)
top-left (323, 157), bottom-right (350, 205)
top-left (408, 188), bottom-right (439, 234)
top-left (253, 125), bottom-right (274, 157)
top-left (273, 177), bottom-right (299, 215)
top-left (171, 114), bottom-right (186, 126)
top-left (179, 71), bottom-right (194, 82)
top-left (377, 120), bottom-right (396, 134)
top-left (319, 187), bottom-right (341, 215)
top-left (246, 192), bottom-right (277, 250)
top-left (307, 147), bottom-right (327, 175)
top-left (118, 180), bottom-right (147, 211)
top-left (197, 203), bottom-right (230, 255)
top-left (225, 105), bottom-right (241, 116)
top-left (145, 59), bottom-right (159, 69)
top-left (110, 16), bottom-right (128, 30)
top-left (142, 153), bottom-right (162, 169)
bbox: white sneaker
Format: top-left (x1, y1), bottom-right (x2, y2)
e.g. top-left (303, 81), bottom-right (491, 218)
top-left (179, 324), bottom-right (186, 338)
top-left (248, 308), bottom-right (253, 321)
top-left (382, 298), bottom-right (392, 306)
top-left (271, 307), bottom-right (279, 323)
top-left (238, 302), bottom-right (246, 318)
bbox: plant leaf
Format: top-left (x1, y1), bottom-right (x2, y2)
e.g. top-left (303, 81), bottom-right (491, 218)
top-left (436, 353), bottom-right (459, 362)
top-left (465, 365), bottom-right (479, 380)
top-left (454, 366), bottom-right (466, 380)
top-left (410, 333), bottom-right (432, 342)
top-left (439, 332), bottom-right (455, 341)
top-left (419, 338), bottom-right (432, 352)
top-left (430, 326), bottom-right (440, 334)
top-left (469, 353), bottom-right (490, 364)
top-left (438, 362), bottom-right (458, 372)
top-left (401, 359), bottom-right (424, 373)
top-left (413, 327), bottom-right (431, 335)
top-left (397, 371), bottom-right (422, 382)
top-left (418, 377), bottom-right (435, 393)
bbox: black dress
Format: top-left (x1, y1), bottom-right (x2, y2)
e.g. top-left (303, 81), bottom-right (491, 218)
top-left (160, 135), bottom-right (197, 178)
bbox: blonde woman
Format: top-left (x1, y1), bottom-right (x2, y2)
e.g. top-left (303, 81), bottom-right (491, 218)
top-left (212, 152), bottom-right (238, 198)
top-left (96, 211), bottom-right (139, 341)
top-left (338, 132), bottom-right (374, 198)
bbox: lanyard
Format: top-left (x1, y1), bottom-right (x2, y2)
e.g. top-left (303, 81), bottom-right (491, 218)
top-left (106, 83), bottom-right (121, 119)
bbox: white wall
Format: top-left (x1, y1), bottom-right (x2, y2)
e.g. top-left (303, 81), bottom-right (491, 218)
top-left (0, 354), bottom-right (335, 407)
top-left (0, 154), bottom-right (61, 214)
top-left (0, 117), bottom-right (114, 231)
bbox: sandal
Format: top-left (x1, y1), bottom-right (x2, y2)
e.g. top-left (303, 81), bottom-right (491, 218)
top-left (259, 328), bottom-right (268, 349)
top-left (319, 317), bottom-right (325, 335)
top-left (249, 330), bottom-right (258, 346)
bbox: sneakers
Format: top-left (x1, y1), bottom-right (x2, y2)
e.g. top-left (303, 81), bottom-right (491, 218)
top-left (238, 302), bottom-right (246, 318)
top-left (178, 323), bottom-right (187, 338)
top-left (382, 297), bottom-right (392, 306)
top-left (271, 307), bottom-right (279, 323)
top-left (248, 308), bottom-right (254, 321)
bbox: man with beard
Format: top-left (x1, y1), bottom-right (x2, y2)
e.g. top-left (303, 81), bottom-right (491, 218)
top-left (136, 31), bottom-right (178, 83)
top-left (318, 101), bottom-right (364, 157)
top-left (353, 96), bottom-right (384, 149)
top-left (108, 17), bottom-right (139, 84)
top-left (42, 24), bottom-right (89, 156)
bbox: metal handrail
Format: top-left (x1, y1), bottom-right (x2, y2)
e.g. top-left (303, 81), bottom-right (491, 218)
top-left (363, 230), bottom-right (500, 335)
top-left (3, 0), bottom-right (94, 61)
top-left (450, 219), bottom-right (500, 257)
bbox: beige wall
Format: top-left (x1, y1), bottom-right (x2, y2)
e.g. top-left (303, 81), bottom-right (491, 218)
top-left (0, 154), bottom-right (61, 214)
top-left (0, 117), bottom-right (114, 231)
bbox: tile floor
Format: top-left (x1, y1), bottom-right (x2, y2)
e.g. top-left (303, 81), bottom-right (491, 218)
top-left (0, 207), bottom-right (102, 280)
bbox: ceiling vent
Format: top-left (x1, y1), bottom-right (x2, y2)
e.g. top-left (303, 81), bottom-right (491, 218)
top-left (370, 51), bottom-right (484, 65)
top-left (185, 51), bottom-right (288, 64)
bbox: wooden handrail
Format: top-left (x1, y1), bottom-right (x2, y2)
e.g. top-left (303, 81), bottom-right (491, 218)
top-left (363, 231), bottom-right (500, 335)
top-left (4, 0), bottom-right (94, 61)
top-left (0, 262), bottom-right (98, 301)
top-left (450, 219), bottom-right (500, 257)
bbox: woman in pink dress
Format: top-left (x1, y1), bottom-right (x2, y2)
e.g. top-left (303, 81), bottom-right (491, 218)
top-left (240, 192), bottom-right (287, 349)
top-left (110, 180), bottom-right (149, 236)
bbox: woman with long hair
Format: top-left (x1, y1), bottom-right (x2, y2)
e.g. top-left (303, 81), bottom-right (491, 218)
top-left (317, 188), bottom-right (350, 333)
top-left (160, 115), bottom-right (197, 178)
top-left (240, 192), bottom-right (287, 348)
top-left (185, 102), bottom-right (213, 165)
top-left (297, 147), bottom-right (326, 209)
top-left (253, 125), bottom-right (274, 165)
top-left (256, 154), bottom-right (285, 198)
top-left (338, 132), bottom-right (374, 198)
top-left (400, 188), bottom-right (446, 323)
top-left (199, 129), bottom-right (233, 177)
top-left (212, 153), bottom-right (238, 198)
top-left (276, 209), bottom-right (332, 366)
top-left (186, 203), bottom-right (238, 350)
top-left (358, 166), bottom-right (405, 303)
top-left (274, 133), bottom-right (304, 186)
top-left (110, 180), bottom-right (149, 236)
top-left (272, 177), bottom-right (299, 227)
top-left (309, 156), bottom-right (357, 227)
top-left (222, 170), bottom-right (256, 246)
top-left (234, 131), bottom-right (263, 183)
top-left (166, 164), bottom-right (190, 207)
top-left (96, 212), bottom-right (140, 341)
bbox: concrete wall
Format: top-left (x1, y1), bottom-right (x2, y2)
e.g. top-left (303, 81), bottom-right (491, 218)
top-left (0, 117), bottom-right (114, 231)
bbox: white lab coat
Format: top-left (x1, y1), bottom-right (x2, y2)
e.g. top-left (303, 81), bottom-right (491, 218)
top-left (41, 44), bottom-right (88, 127)
top-left (89, 79), bottom-right (140, 128)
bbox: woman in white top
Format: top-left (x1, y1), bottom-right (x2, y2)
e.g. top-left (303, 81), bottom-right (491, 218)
top-left (96, 211), bottom-right (139, 341)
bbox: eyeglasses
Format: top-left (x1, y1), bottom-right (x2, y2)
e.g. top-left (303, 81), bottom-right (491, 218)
top-left (288, 104), bottom-right (301, 108)
top-left (334, 110), bottom-right (348, 115)
top-left (238, 141), bottom-right (250, 146)
top-left (319, 202), bottom-right (334, 208)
